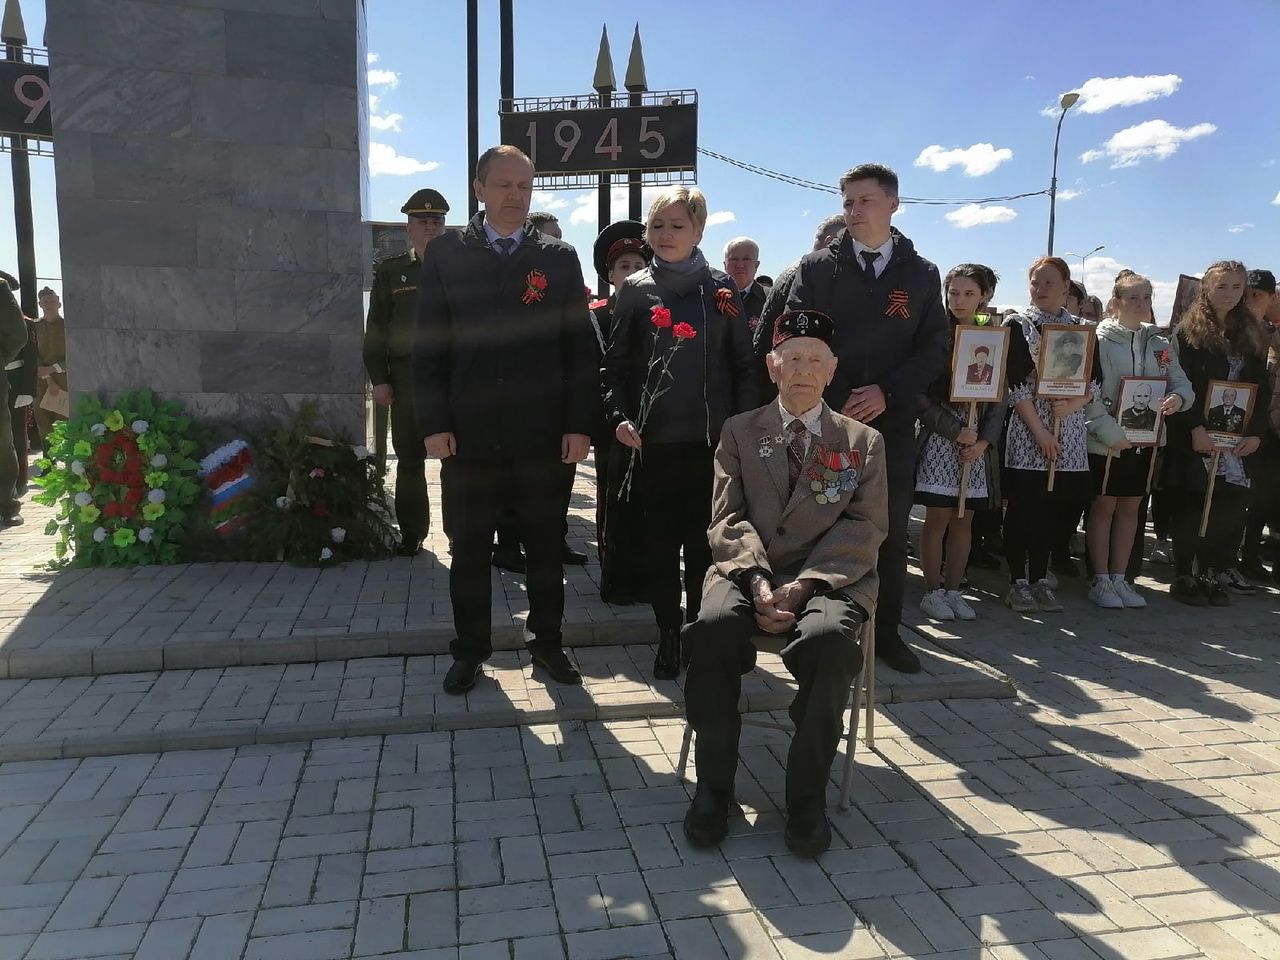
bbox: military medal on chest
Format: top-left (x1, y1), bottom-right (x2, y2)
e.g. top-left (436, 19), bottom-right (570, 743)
top-left (807, 446), bottom-right (860, 503)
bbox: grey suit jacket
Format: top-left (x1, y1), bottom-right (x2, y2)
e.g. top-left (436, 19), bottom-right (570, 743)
top-left (706, 401), bottom-right (889, 618)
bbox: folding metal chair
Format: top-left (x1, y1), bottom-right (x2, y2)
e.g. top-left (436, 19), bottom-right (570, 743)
top-left (675, 618), bottom-right (876, 811)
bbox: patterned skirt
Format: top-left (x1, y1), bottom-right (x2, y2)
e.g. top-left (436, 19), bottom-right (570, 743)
top-left (915, 432), bottom-right (989, 509)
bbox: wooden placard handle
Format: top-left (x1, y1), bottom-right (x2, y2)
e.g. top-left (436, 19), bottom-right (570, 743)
top-left (957, 402), bottom-right (978, 518)
top-left (1199, 451), bottom-right (1221, 537)
top-left (1046, 417), bottom-right (1062, 492)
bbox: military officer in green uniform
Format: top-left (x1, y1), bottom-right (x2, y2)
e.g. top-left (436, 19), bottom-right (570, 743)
top-left (364, 189), bottom-right (450, 556)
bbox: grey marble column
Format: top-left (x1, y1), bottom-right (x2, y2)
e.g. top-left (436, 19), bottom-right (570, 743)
top-left (46, 0), bottom-right (369, 438)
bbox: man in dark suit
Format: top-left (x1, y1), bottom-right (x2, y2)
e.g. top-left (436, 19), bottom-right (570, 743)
top-left (724, 237), bottom-right (767, 333)
top-left (413, 145), bottom-right (598, 695)
top-left (787, 163), bottom-right (949, 675)
top-left (1121, 382), bottom-right (1158, 432)
top-left (1207, 387), bottom-right (1246, 435)
top-left (682, 310), bottom-right (887, 857)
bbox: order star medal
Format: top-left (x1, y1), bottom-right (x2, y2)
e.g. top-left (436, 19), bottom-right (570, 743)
top-left (757, 436), bottom-right (775, 459)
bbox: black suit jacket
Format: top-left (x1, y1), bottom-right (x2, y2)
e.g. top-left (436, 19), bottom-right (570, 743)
top-left (412, 214), bottom-right (599, 460)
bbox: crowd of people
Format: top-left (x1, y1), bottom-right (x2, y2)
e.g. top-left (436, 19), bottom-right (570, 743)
top-left (1, 279), bottom-right (68, 528)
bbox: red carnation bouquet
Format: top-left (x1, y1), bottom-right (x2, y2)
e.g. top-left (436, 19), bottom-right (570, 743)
top-left (619, 304), bottom-right (699, 500)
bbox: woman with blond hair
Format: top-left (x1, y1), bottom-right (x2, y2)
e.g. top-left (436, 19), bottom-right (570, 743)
top-left (602, 187), bottom-right (758, 678)
top-left (1163, 261), bottom-right (1272, 605)
top-left (1083, 270), bottom-right (1194, 608)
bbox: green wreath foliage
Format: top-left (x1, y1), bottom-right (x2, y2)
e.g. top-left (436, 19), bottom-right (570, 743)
top-left (31, 390), bottom-right (202, 566)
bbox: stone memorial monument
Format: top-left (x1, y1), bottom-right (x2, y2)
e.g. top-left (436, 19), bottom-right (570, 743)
top-left (45, 0), bottom-right (370, 437)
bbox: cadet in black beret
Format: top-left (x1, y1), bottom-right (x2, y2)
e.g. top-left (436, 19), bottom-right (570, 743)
top-left (364, 189), bottom-right (451, 556)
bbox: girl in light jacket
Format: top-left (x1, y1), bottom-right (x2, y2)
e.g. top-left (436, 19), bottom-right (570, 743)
top-left (914, 264), bottom-right (1003, 622)
top-left (1083, 270), bottom-right (1194, 609)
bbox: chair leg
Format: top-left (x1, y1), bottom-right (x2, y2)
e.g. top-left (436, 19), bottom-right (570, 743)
top-left (864, 621), bottom-right (876, 750)
top-left (839, 666), bottom-right (862, 811)
top-left (676, 724), bottom-right (693, 783)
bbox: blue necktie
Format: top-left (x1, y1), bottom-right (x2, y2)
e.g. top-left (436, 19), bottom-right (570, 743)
top-left (493, 237), bottom-right (516, 257)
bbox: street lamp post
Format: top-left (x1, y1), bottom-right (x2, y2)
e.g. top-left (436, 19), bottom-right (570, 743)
top-left (1064, 244), bottom-right (1105, 289)
top-left (1047, 91), bottom-right (1080, 256)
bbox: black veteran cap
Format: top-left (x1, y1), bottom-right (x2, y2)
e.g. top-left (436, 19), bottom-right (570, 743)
top-left (772, 310), bottom-right (835, 349)
top-left (402, 189), bottom-right (449, 217)
top-left (594, 220), bottom-right (649, 280)
top-left (1247, 269), bottom-right (1276, 295)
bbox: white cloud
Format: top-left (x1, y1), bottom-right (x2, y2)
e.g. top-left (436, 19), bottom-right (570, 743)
top-left (1043, 74), bottom-right (1181, 116)
top-left (532, 190), bottom-right (570, 211)
top-left (368, 142), bottom-right (440, 177)
top-left (1068, 254), bottom-right (1178, 323)
top-left (945, 204), bottom-right (1017, 229)
top-left (1227, 223), bottom-right (1254, 234)
top-left (1057, 188), bottom-right (1086, 201)
top-left (706, 211), bottom-right (736, 227)
top-left (1080, 119), bottom-right (1215, 168)
top-left (367, 68), bottom-right (399, 88)
top-left (569, 187), bottom-right (664, 227)
top-left (1273, 191), bottom-right (1280, 206)
top-left (914, 143), bottom-right (1013, 177)
top-left (367, 52), bottom-right (379, 65)
top-left (368, 93), bottom-right (380, 112)
top-left (369, 113), bottom-right (402, 133)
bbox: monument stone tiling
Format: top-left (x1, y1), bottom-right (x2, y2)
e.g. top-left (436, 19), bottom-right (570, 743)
top-left (49, 0), bottom-right (369, 438)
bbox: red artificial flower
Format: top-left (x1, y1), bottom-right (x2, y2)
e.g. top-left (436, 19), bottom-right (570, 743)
top-left (312, 502), bottom-right (330, 517)
top-left (650, 305), bottom-right (673, 328)
top-left (309, 468), bottom-right (326, 480)
top-left (124, 458), bottom-right (143, 474)
top-left (521, 269), bottom-right (549, 305)
top-left (125, 488), bottom-right (145, 505)
top-left (672, 322), bottom-right (697, 340)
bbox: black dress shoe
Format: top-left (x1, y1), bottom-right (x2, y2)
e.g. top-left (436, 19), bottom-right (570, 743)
top-left (1201, 575), bottom-right (1231, 607)
top-left (683, 783), bottom-right (731, 848)
top-left (443, 658), bottom-right (482, 695)
top-left (491, 548), bottom-right (526, 574)
top-left (529, 645), bottom-right (582, 685)
top-left (877, 632), bottom-right (922, 674)
top-left (396, 540), bottom-right (422, 557)
top-left (785, 809), bottom-right (833, 858)
top-left (1, 514), bottom-right (23, 528)
top-left (1171, 575), bottom-right (1209, 607)
top-left (562, 544), bottom-right (589, 566)
top-left (653, 626), bottom-right (682, 680)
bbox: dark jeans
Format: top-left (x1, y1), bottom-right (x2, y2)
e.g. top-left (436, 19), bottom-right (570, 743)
top-left (876, 451), bottom-right (914, 641)
top-left (685, 577), bottom-right (865, 814)
top-left (1171, 484), bottom-right (1250, 577)
top-left (637, 442), bottom-right (714, 629)
top-left (388, 360), bottom-right (429, 545)
top-left (1003, 470), bottom-right (1092, 584)
top-left (442, 456), bottom-right (573, 661)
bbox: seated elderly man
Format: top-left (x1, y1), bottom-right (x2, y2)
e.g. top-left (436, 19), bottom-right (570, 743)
top-left (682, 310), bottom-right (888, 857)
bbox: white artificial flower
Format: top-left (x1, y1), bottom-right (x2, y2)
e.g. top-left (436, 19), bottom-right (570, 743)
top-left (70, 460), bottom-right (85, 476)
top-left (275, 496), bottom-right (292, 509)
top-left (150, 453), bottom-right (168, 468)
top-left (93, 526), bottom-right (107, 543)
top-left (138, 527), bottom-right (155, 543)
top-left (352, 445), bottom-right (370, 460)
top-left (320, 547), bottom-right (334, 561)
top-left (330, 527), bottom-right (347, 543)
top-left (90, 423), bottom-right (107, 437)
top-left (74, 492), bottom-right (92, 507)
top-left (148, 489), bottom-right (166, 504)
top-left (131, 419), bottom-right (149, 434)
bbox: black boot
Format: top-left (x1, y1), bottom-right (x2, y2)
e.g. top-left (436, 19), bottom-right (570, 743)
top-left (653, 626), bottom-right (682, 680)
top-left (683, 783), bottom-right (731, 847)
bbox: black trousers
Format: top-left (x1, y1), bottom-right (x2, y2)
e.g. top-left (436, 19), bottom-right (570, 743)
top-left (1242, 452), bottom-right (1280, 562)
top-left (876, 451), bottom-right (914, 641)
top-left (685, 577), bottom-right (865, 814)
top-left (388, 359), bottom-right (429, 545)
top-left (441, 455), bottom-right (573, 661)
top-left (1171, 484), bottom-right (1250, 577)
top-left (1003, 469), bottom-right (1092, 584)
top-left (637, 442), bottom-right (714, 629)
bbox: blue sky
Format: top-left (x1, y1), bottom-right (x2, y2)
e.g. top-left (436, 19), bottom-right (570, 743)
top-left (4, 0), bottom-right (1278, 322)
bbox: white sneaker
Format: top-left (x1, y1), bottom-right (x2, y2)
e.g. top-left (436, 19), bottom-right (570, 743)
top-left (1031, 579), bottom-right (1063, 612)
top-left (1088, 576), bottom-right (1124, 609)
top-left (1110, 576), bottom-right (1147, 608)
top-left (1005, 580), bottom-right (1038, 613)
top-left (1222, 568), bottom-right (1257, 595)
top-left (920, 589), bottom-right (956, 621)
top-left (944, 590), bottom-right (977, 620)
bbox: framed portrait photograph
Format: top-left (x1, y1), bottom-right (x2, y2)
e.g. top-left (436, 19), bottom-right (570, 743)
top-left (949, 325), bottom-right (1010, 403)
top-left (1116, 376), bottom-right (1169, 446)
top-left (1036, 323), bottom-right (1095, 398)
top-left (1203, 379), bottom-right (1256, 448)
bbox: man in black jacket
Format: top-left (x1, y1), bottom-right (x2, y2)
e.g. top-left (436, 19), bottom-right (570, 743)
top-left (413, 145), bottom-right (598, 695)
top-left (787, 164), bottom-right (949, 674)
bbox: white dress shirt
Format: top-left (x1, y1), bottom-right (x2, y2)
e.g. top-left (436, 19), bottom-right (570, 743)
top-left (778, 398), bottom-right (824, 456)
top-left (851, 234), bottom-right (894, 278)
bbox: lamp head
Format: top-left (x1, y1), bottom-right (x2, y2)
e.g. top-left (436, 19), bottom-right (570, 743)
top-left (1060, 92), bottom-right (1081, 110)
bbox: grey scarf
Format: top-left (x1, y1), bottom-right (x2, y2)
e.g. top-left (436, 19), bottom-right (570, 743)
top-left (651, 248), bottom-right (711, 297)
